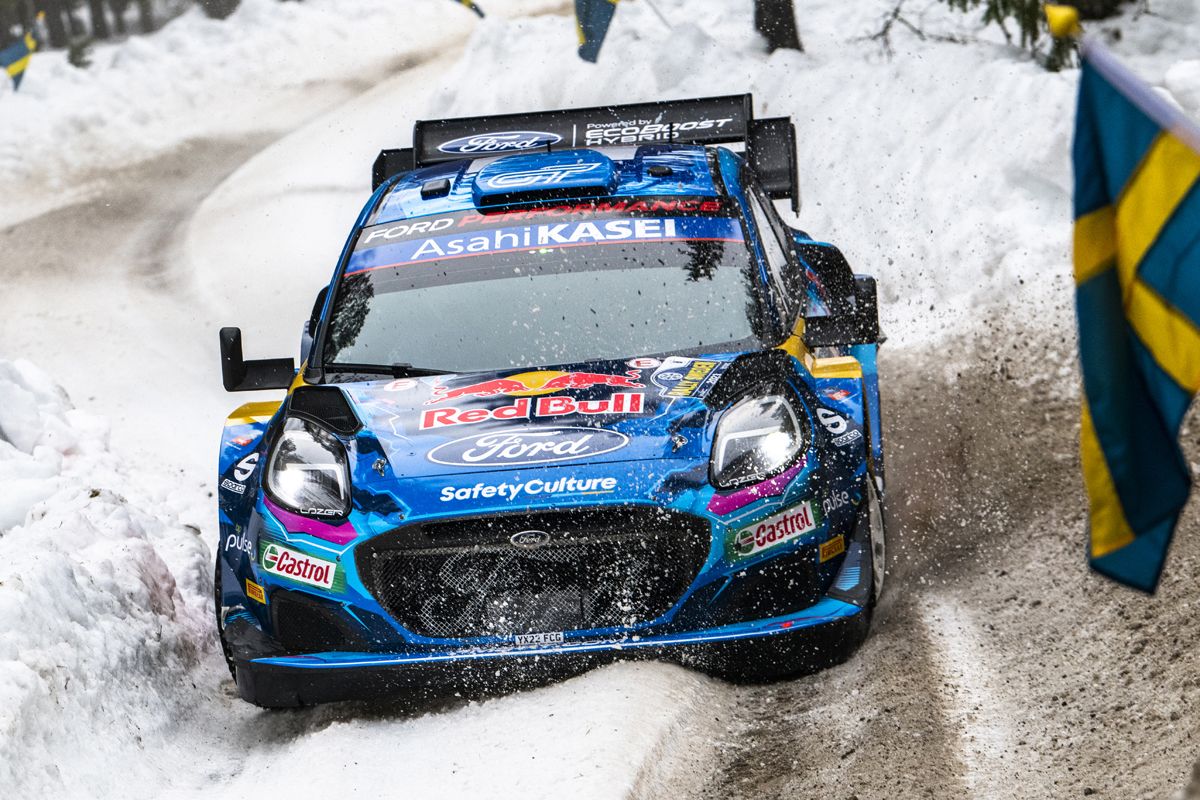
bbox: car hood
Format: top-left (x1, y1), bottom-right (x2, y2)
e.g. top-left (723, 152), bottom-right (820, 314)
top-left (339, 354), bottom-right (744, 478)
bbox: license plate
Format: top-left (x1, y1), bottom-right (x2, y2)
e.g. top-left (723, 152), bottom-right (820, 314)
top-left (514, 631), bottom-right (565, 646)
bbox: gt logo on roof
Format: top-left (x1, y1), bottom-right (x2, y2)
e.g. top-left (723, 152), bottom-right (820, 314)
top-left (438, 130), bottom-right (562, 155)
top-left (480, 162), bottom-right (602, 190)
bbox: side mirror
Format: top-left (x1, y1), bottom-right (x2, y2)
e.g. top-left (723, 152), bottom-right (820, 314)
top-left (803, 276), bottom-right (883, 348)
top-left (220, 327), bottom-right (296, 392)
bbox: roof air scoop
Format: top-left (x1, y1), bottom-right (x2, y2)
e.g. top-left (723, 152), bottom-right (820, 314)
top-left (472, 150), bottom-right (618, 206)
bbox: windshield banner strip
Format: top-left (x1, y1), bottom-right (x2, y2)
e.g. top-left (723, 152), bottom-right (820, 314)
top-left (359, 197), bottom-right (729, 250)
top-left (345, 216), bottom-right (744, 275)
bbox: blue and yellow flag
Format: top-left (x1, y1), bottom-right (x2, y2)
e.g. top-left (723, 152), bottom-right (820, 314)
top-left (1062, 14), bottom-right (1200, 592)
top-left (576, 0), bottom-right (619, 63)
top-left (0, 22), bottom-right (40, 91)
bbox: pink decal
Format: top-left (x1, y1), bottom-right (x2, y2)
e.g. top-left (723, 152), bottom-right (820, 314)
top-left (264, 498), bottom-right (358, 545)
top-left (706, 460), bottom-right (806, 516)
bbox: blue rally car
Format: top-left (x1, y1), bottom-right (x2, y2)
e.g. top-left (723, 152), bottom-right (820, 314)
top-left (215, 95), bottom-right (887, 707)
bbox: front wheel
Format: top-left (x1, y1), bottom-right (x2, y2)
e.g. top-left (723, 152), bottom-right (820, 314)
top-left (698, 484), bottom-right (886, 684)
top-left (867, 478), bottom-right (887, 603)
top-left (213, 556), bottom-right (237, 680)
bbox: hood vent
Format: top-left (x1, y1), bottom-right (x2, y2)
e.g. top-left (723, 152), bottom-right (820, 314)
top-left (289, 386), bottom-right (361, 436)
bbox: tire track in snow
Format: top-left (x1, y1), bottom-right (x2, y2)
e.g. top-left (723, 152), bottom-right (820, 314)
top-left (687, 593), bottom-right (968, 800)
top-left (922, 598), bottom-right (1018, 799)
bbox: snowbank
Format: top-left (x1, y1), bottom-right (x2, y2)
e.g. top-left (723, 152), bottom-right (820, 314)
top-left (0, 359), bottom-right (213, 796)
top-left (0, 0), bottom-right (562, 227)
top-left (175, 662), bottom-right (727, 800)
top-left (0, 359), bottom-right (729, 798)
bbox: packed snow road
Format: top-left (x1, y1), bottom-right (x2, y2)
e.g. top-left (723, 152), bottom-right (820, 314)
top-left (693, 340), bottom-right (1200, 800)
top-left (3, 0), bottom-right (1200, 798)
top-left (8, 129), bottom-right (1199, 800)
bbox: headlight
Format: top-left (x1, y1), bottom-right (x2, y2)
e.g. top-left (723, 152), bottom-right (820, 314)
top-left (265, 418), bottom-right (350, 518)
top-left (711, 394), bottom-right (805, 489)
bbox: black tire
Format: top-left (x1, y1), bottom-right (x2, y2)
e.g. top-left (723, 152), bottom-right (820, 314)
top-left (867, 477), bottom-right (887, 604)
top-left (213, 555), bottom-right (237, 681)
top-left (696, 610), bottom-right (872, 684)
top-left (700, 484), bottom-right (886, 684)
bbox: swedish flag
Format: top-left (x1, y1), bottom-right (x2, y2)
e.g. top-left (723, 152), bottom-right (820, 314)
top-left (576, 0), bottom-right (619, 63)
top-left (1065, 20), bottom-right (1200, 591)
top-left (0, 26), bottom-right (40, 91)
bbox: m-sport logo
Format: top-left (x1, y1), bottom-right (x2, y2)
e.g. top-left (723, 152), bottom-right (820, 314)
top-left (427, 427), bottom-right (629, 467)
top-left (437, 130), bottom-right (562, 155)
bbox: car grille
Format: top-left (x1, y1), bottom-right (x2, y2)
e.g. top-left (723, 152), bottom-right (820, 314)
top-left (357, 507), bottom-right (712, 640)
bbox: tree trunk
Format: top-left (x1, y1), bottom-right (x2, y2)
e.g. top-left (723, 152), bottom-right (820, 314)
top-left (39, 0), bottom-right (69, 48)
top-left (0, 5), bottom-right (17, 48)
top-left (1070, 0), bottom-right (1128, 19)
top-left (754, 0), bottom-right (802, 52)
top-left (87, 0), bottom-right (109, 38)
top-left (135, 0), bottom-right (153, 33)
top-left (110, 0), bottom-right (128, 35)
top-left (65, 3), bottom-right (85, 37)
top-left (17, 0), bottom-right (35, 31)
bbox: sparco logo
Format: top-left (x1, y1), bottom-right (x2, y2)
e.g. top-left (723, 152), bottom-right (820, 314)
top-left (437, 130), bottom-right (562, 155)
top-left (427, 427), bottom-right (629, 467)
top-left (481, 162), bottom-right (601, 190)
top-left (233, 452), bottom-right (259, 482)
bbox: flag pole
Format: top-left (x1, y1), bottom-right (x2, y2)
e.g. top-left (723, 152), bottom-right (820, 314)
top-left (642, 0), bottom-right (672, 30)
top-left (1046, 4), bottom-right (1200, 154)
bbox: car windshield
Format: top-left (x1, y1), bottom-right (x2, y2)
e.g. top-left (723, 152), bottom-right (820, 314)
top-left (321, 197), bottom-right (769, 374)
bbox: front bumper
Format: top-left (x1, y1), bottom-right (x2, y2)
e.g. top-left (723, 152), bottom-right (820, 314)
top-left (235, 595), bottom-right (868, 707)
top-left (227, 507), bottom-right (876, 707)
top-left (220, 453), bottom-right (877, 706)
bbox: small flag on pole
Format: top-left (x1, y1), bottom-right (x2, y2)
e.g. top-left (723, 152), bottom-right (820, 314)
top-left (454, 0), bottom-right (485, 18)
top-left (0, 14), bottom-right (43, 91)
top-left (576, 0), bottom-right (620, 63)
top-left (1048, 5), bottom-right (1200, 592)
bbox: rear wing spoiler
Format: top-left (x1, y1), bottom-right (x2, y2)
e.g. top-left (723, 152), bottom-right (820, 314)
top-left (371, 94), bottom-right (800, 212)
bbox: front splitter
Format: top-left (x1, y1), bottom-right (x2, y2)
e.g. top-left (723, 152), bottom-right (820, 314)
top-left (236, 597), bottom-right (868, 707)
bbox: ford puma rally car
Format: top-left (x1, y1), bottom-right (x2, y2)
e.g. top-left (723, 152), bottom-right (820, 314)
top-left (215, 95), bottom-right (887, 708)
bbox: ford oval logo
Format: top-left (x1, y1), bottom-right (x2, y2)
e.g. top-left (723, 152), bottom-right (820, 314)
top-left (437, 130), bottom-right (562, 155)
top-left (427, 427), bottom-right (629, 467)
top-left (510, 530), bottom-right (552, 549)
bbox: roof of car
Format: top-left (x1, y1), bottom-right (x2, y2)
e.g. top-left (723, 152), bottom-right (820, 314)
top-left (368, 144), bottom-right (726, 227)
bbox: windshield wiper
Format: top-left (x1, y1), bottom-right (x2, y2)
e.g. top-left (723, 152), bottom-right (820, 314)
top-left (324, 362), bottom-right (447, 378)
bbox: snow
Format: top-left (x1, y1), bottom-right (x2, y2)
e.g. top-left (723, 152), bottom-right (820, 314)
top-left (184, 663), bottom-right (726, 800)
top-left (0, 0), bottom-right (563, 228)
top-left (3, 0), bottom-right (1200, 796)
top-left (0, 357), bottom-right (728, 798)
top-left (0, 358), bottom-right (210, 795)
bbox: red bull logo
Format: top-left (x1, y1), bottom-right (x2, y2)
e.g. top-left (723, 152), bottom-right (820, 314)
top-left (426, 370), bottom-right (645, 405)
top-left (421, 392), bottom-right (644, 429)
